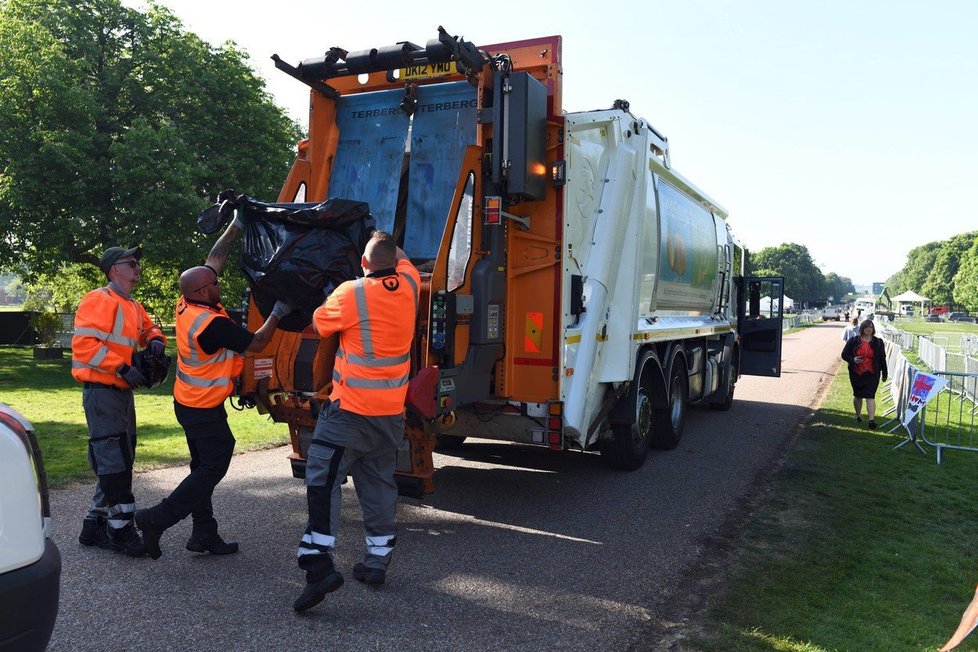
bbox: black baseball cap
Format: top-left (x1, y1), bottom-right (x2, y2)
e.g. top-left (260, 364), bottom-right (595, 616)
top-left (99, 246), bottom-right (142, 274)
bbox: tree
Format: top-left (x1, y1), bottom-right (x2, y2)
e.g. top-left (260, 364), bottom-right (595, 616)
top-left (21, 263), bottom-right (101, 313)
top-left (921, 232), bottom-right (978, 308)
top-left (952, 236), bottom-right (978, 312)
top-left (884, 269), bottom-right (904, 296)
top-left (890, 241), bottom-right (942, 296)
top-left (823, 272), bottom-right (854, 302)
top-left (0, 0), bottom-right (303, 315)
top-left (751, 243), bottom-right (825, 301)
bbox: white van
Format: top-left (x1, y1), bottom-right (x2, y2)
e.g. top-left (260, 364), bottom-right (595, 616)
top-left (853, 297), bottom-right (875, 314)
top-left (0, 404), bottom-right (61, 650)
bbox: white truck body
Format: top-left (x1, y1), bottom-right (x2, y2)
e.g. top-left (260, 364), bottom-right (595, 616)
top-left (559, 109), bottom-right (738, 447)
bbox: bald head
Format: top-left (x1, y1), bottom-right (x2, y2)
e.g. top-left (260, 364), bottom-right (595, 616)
top-left (362, 231), bottom-right (397, 271)
top-left (180, 267), bottom-right (213, 295)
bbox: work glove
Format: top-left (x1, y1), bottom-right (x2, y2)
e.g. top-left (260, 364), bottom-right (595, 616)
top-left (230, 208), bottom-right (247, 230)
top-left (118, 363), bottom-right (148, 389)
top-left (148, 338), bottom-right (165, 358)
top-left (270, 300), bottom-right (294, 320)
top-left (216, 188), bottom-right (243, 227)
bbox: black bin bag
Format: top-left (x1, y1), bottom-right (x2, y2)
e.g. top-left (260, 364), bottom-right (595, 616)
top-left (197, 194), bottom-right (375, 332)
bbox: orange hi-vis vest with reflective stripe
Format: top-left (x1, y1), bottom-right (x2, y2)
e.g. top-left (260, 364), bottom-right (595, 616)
top-left (173, 297), bottom-right (244, 408)
top-left (314, 258), bottom-right (420, 416)
top-left (71, 285), bottom-right (166, 388)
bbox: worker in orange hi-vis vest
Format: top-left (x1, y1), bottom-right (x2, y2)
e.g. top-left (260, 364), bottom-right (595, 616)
top-left (293, 230), bottom-right (420, 613)
top-left (135, 213), bottom-right (293, 560)
top-left (72, 246), bottom-right (166, 558)
top-left (941, 585), bottom-right (978, 651)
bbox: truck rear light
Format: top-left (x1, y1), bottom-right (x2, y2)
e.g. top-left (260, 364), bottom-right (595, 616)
top-left (551, 160), bottom-right (566, 186)
top-left (546, 410), bottom-right (562, 450)
top-left (484, 195), bottom-right (502, 225)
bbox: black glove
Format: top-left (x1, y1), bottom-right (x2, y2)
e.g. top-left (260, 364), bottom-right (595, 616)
top-left (118, 363), bottom-right (147, 389)
top-left (149, 339), bottom-right (165, 358)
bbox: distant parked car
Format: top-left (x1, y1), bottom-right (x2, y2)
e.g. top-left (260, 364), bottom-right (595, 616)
top-left (822, 306), bottom-right (841, 321)
top-left (948, 312), bottom-right (972, 322)
top-left (925, 314), bottom-right (943, 323)
top-left (0, 404), bottom-right (60, 651)
top-left (930, 306), bottom-right (949, 316)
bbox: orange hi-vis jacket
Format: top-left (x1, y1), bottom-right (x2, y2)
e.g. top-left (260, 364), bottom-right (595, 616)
top-left (314, 258), bottom-right (420, 416)
top-left (173, 297), bottom-right (244, 408)
top-left (71, 285), bottom-right (166, 388)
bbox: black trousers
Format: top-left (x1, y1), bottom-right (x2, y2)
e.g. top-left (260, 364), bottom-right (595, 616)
top-left (156, 401), bottom-right (236, 536)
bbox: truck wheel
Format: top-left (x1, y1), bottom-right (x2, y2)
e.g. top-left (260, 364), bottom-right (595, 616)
top-left (601, 352), bottom-right (657, 470)
top-left (651, 356), bottom-right (687, 450)
top-left (709, 357), bottom-right (737, 411)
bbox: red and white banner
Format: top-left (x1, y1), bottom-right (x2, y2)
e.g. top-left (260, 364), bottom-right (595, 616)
top-left (903, 369), bottom-right (948, 428)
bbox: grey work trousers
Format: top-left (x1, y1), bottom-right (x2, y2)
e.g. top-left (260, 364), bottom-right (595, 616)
top-left (82, 383), bottom-right (137, 529)
top-left (298, 401), bottom-right (402, 580)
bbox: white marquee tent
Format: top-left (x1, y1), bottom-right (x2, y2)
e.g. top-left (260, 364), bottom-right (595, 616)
top-left (891, 290), bottom-right (929, 312)
top-left (758, 295), bottom-right (795, 312)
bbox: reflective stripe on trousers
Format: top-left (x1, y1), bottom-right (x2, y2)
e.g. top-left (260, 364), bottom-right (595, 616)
top-left (107, 502), bottom-right (136, 530)
top-left (297, 529), bottom-right (336, 558)
top-left (365, 534), bottom-right (396, 558)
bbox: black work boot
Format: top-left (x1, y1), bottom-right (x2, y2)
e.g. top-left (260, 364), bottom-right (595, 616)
top-left (108, 523), bottom-right (147, 557)
top-left (352, 563), bottom-right (386, 586)
top-left (79, 514), bottom-right (113, 549)
top-left (134, 509), bottom-right (166, 560)
top-left (294, 559), bottom-right (344, 613)
top-left (186, 531), bottom-right (239, 555)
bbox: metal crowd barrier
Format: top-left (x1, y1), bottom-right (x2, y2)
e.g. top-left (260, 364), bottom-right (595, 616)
top-left (918, 336), bottom-right (946, 372)
top-left (918, 371), bottom-right (978, 463)
top-left (56, 312), bottom-right (74, 348)
top-left (876, 333), bottom-right (978, 462)
top-left (962, 334), bottom-right (978, 357)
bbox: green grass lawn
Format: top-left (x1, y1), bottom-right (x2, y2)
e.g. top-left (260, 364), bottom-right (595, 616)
top-left (0, 345), bottom-right (290, 487)
top-left (692, 363), bottom-right (978, 651)
top-left (896, 319), bottom-right (978, 352)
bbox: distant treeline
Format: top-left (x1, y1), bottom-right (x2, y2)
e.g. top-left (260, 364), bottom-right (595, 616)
top-left (748, 243), bottom-right (854, 303)
top-left (886, 231), bottom-right (978, 311)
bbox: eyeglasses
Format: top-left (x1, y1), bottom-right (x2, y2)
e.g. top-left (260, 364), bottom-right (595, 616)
top-left (192, 277), bottom-right (219, 293)
top-left (113, 260), bottom-right (141, 269)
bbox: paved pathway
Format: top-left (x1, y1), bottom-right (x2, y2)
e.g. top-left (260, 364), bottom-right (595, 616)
top-left (47, 322), bottom-right (845, 651)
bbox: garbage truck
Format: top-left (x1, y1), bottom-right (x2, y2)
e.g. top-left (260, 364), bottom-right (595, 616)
top-left (226, 27), bottom-right (785, 494)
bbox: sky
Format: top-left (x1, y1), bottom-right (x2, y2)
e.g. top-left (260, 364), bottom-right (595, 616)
top-left (129, 0), bottom-right (978, 287)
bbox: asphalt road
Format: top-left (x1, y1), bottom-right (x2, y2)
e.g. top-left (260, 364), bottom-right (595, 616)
top-left (46, 321), bottom-right (843, 651)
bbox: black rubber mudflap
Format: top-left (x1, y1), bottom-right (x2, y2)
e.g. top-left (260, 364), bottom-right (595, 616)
top-left (395, 475), bottom-right (425, 499)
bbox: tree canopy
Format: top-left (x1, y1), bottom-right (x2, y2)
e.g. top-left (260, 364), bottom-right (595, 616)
top-left (886, 231), bottom-right (978, 311)
top-left (749, 243), bottom-right (852, 303)
top-left (0, 0), bottom-right (303, 316)
top-left (953, 237), bottom-right (978, 311)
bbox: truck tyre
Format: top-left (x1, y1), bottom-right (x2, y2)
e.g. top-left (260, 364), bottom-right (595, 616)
top-left (650, 355), bottom-right (687, 450)
top-left (709, 356), bottom-right (737, 411)
top-left (601, 351), bottom-right (658, 470)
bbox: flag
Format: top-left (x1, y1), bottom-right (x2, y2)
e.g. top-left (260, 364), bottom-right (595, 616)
top-left (941, 585), bottom-right (978, 651)
top-left (902, 369), bottom-right (948, 427)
